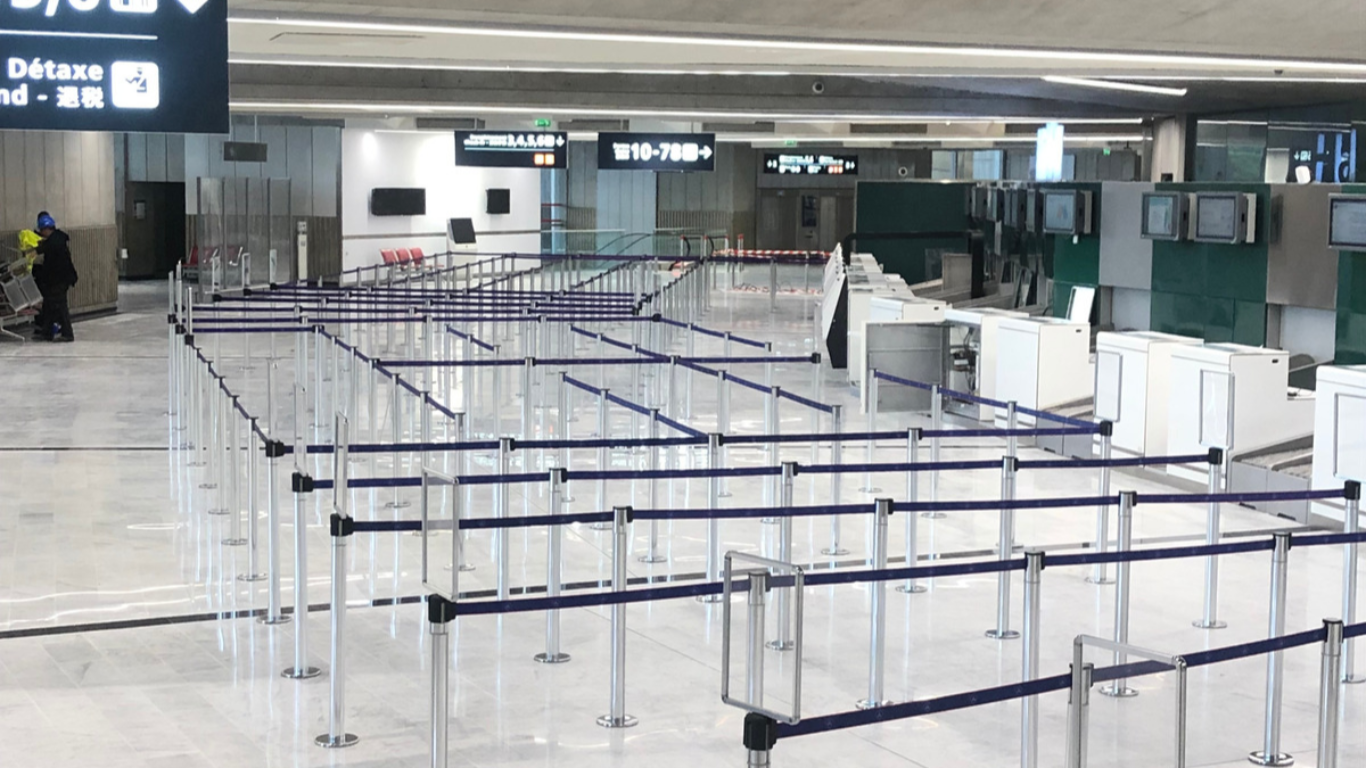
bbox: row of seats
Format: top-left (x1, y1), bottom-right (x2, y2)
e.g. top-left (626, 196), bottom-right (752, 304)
top-left (380, 248), bottom-right (427, 268)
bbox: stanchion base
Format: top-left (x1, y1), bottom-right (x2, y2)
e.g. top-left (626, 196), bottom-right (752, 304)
top-left (222, 538), bottom-right (247, 546)
top-left (384, 501), bottom-right (412, 510)
top-left (638, 554), bottom-right (667, 564)
top-left (534, 652), bottom-right (571, 664)
top-left (589, 522), bottom-right (613, 531)
top-left (761, 518), bottom-right (779, 524)
top-left (282, 666), bottom-right (322, 680)
top-left (206, 508), bottom-right (229, 516)
top-left (896, 583), bottom-right (928, 594)
top-left (1193, 619), bottom-right (1228, 630)
top-left (186, 461), bottom-right (207, 468)
top-left (985, 629), bottom-right (1021, 640)
top-left (596, 715), bottom-right (638, 729)
top-left (764, 640), bottom-right (795, 652)
top-left (820, 547), bottom-right (850, 557)
top-left (920, 511), bottom-right (947, 519)
top-left (718, 491), bottom-right (733, 498)
top-left (696, 594), bottom-right (725, 604)
top-left (198, 483), bottom-right (218, 490)
top-left (860, 487), bottom-right (883, 494)
top-left (562, 495), bottom-right (576, 503)
top-left (1247, 751), bottom-right (1293, 766)
top-left (1099, 685), bottom-right (1137, 698)
top-left (444, 562), bottom-right (477, 573)
top-left (855, 699), bottom-right (891, 710)
top-left (315, 733), bottom-right (359, 749)
top-left (237, 573), bottom-right (268, 582)
top-left (1085, 576), bottom-right (1114, 585)
top-left (1344, 674), bottom-right (1366, 684)
top-left (258, 615), bottom-right (293, 625)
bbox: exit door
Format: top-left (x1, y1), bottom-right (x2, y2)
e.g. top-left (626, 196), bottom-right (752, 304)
top-left (758, 189), bottom-right (853, 252)
top-left (123, 181), bottom-right (186, 279)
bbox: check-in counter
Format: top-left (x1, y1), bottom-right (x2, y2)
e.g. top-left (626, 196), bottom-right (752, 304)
top-left (943, 307), bottom-right (1028, 422)
top-left (1094, 331), bottom-right (1203, 457)
top-left (1310, 365), bottom-right (1366, 524)
top-left (1166, 343), bottom-right (1315, 484)
top-left (845, 260), bottom-right (915, 387)
top-left (993, 316), bottom-right (1092, 426)
top-left (851, 294), bottom-right (947, 389)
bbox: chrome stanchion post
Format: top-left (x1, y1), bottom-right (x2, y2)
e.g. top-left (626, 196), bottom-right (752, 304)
top-left (1065, 656), bottom-right (1094, 768)
top-left (639, 410), bottom-right (666, 563)
top-left (823, 404), bottom-right (848, 555)
top-left (769, 256), bottom-right (777, 313)
top-left (224, 398), bottom-right (246, 545)
top-left (987, 456), bottom-right (1020, 640)
top-left (1020, 548), bottom-right (1045, 768)
top-left (592, 389), bottom-right (611, 530)
top-left (747, 569), bottom-right (769, 704)
top-left (1342, 482), bottom-right (1362, 683)
top-left (495, 437), bottom-right (513, 600)
top-left (315, 510), bottom-right (359, 748)
top-left (924, 385), bottom-right (945, 518)
top-left (535, 468), bottom-right (571, 664)
top-left (1100, 491), bottom-right (1139, 697)
top-left (699, 434), bottom-right (725, 603)
top-left (427, 594), bottom-right (455, 768)
top-left (743, 712), bottom-right (779, 767)
top-left (597, 506), bottom-right (638, 728)
top-left (1087, 421), bottom-right (1115, 585)
top-left (259, 438), bottom-right (290, 625)
top-left (862, 371), bottom-right (881, 493)
top-left (767, 462), bottom-right (797, 651)
top-left (1249, 531), bottom-right (1293, 767)
top-left (283, 471), bottom-right (322, 679)
top-left (238, 422), bottom-right (267, 582)
top-left (1194, 448), bottom-right (1228, 629)
top-left (856, 498), bottom-right (893, 709)
top-left (718, 371), bottom-right (733, 498)
top-left (1316, 619), bottom-right (1344, 768)
top-left (898, 428), bottom-right (926, 594)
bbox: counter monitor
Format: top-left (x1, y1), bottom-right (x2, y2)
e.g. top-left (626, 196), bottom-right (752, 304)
top-left (1329, 195), bottom-right (1366, 249)
top-left (1042, 190), bottom-right (1091, 235)
top-left (370, 188), bottom-right (426, 217)
top-left (1141, 192), bottom-right (1189, 241)
top-left (1193, 192), bottom-right (1254, 244)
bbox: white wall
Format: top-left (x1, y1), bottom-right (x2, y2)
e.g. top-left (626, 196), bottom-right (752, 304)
top-left (1280, 305), bottom-right (1337, 363)
top-left (341, 129), bottom-right (542, 271)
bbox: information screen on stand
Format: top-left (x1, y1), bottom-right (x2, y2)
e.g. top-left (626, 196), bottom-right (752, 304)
top-left (0, 0), bottom-right (227, 133)
top-left (597, 132), bottom-right (715, 171)
top-left (455, 131), bottom-right (568, 168)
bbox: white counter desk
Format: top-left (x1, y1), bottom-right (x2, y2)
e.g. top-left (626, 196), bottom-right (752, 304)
top-left (1310, 365), bottom-right (1366, 524)
top-left (943, 307), bottom-right (1028, 422)
top-left (993, 316), bottom-right (1092, 426)
top-left (1094, 331), bottom-right (1203, 457)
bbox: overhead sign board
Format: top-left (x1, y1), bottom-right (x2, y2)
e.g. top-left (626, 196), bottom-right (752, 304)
top-left (763, 153), bottom-right (858, 175)
top-left (0, 0), bottom-right (227, 133)
top-left (454, 131), bottom-right (568, 168)
top-left (597, 132), bottom-right (715, 171)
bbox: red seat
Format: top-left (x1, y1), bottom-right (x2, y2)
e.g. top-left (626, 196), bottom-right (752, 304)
top-left (380, 249), bottom-right (399, 265)
top-left (395, 248), bottom-right (413, 265)
top-left (409, 247), bottom-right (425, 266)
top-left (187, 246), bottom-right (200, 266)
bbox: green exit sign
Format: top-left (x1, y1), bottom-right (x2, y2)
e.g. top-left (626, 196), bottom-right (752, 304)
top-left (535, 118), bottom-right (553, 128)
top-left (784, 139), bottom-right (798, 147)
top-left (1103, 148), bottom-right (1112, 156)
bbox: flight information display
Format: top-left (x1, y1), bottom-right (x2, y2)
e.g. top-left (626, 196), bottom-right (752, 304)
top-left (455, 131), bottom-right (568, 168)
top-left (0, 0), bottom-right (227, 133)
top-left (597, 132), bottom-right (715, 171)
top-left (763, 153), bottom-right (858, 175)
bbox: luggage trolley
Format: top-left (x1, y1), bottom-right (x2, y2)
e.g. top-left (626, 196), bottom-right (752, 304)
top-left (1, 257), bottom-right (43, 342)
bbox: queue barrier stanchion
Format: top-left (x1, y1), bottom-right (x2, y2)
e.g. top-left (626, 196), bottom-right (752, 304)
top-left (823, 403), bottom-right (849, 556)
top-left (316, 518), bottom-right (358, 747)
top-left (1087, 421), bottom-right (1114, 585)
top-left (856, 498), bottom-right (893, 710)
top-left (1249, 532), bottom-right (1293, 767)
top-left (597, 505), bottom-right (638, 729)
top-left (1194, 447), bottom-right (1228, 629)
top-left (283, 471), bottom-right (322, 680)
top-left (717, 371), bottom-right (734, 499)
top-left (592, 389), bottom-right (611, 529)
top-left (1020, 548), bottom-right (1044, 768)
top-left (1342, 481), bottom-right (1362, 683)
top-left (924, 384), bottom-right (945, 519)
top-left (767, 462), bottom-right (798, 651)
top-left (1065, 661), bottom-right (1094, 768)
top-left (1316, 618), bottom-right (1344, 768)
top-left (898, 427), bottom-right (926, 594)
top-left (223, 396), bottom-right (247, 544)
top-left (259, 438), bottom-right (290, 625)
top-left (987, 456), bottom-right (1020, 640)
top-left (862, 371), bottom-right (882, 494)
top-left (639, 409), bottom-right (666, 564)
top-left (496, 437), bottom-right (513, 599)
top-left (238, 420), bottom-right (267, 582)
top-left (535, 467), bottom-right (571, 665)
top-left (1099, 490), bottom-right (1138, 698)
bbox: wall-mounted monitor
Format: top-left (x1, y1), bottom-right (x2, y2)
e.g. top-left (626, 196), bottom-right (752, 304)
top-left (1328, 195), bottom-right (1366, 249)
top-left (968, 186), bottom-right (987, 221)
top-left (1002, 189), bottom-right (1023, 230)
top-left (486, 188), bottom-right (511, 215)
top-left (1026, 189), bottom-right (1043, 233)
top-left (370, 188), bottom-right (426, 217)
top-left (984, 189), bottom-right (1004, 223)
top-left (1192, 192), bottom-right (1255, 244)
top-left (448, 218), bottom-right (477, 245)
top-left (1141, 192), bottom-right (1190, 241)
top-left (1041, 190), bottom-right (1092, 236)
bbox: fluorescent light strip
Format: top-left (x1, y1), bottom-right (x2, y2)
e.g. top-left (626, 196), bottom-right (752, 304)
top-left (1042, 76), bottom-right (1187, 97)
top-left (229, 99), bottom-right (1144, 125)
top-left (228, 16), bottom-right (1366, 74)
top-left (727, 134), bottom-right (1147, 144)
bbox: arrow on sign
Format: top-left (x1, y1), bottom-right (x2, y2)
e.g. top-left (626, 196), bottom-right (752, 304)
top-left (178, 0), bottom-right (209, 14)
top-left (555, 136), bottom-right (566, 147)
top-left (699, 145), bottom-right (713, 160)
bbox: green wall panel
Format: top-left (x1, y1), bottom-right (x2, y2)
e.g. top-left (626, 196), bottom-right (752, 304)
top-left (1334, 184), bottom-right (1366, 363)
top-left (1149, 182), bottom-right (1270, 344)
top-left (1336, 310), bottom-right (1366, 365)
top-left (1045, 182), bottom-right (1102, 313)
top-left (854, 181), bottom-right (971, 285)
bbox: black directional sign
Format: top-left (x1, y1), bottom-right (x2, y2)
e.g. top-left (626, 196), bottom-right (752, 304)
top-left (598, 132), bottom-right (716, 172)
top-left (455, 131), bottom-right (568, 169)
top-left (0, 0), bottom-right (227, 133)
top-left (764, 153), bottom-right (859, 176)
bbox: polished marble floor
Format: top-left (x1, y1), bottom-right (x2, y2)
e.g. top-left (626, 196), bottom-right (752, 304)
top-left (0, 272), bottom-right (1362, 767)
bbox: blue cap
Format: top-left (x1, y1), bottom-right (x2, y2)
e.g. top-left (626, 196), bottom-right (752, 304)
top-left (36, 212), bottom-right (55, 230)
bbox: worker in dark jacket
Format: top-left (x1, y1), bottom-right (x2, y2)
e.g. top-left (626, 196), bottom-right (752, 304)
top-left (34, 211), bottom-right (77, 342)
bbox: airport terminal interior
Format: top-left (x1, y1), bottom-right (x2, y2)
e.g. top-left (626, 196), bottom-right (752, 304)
top-left (8, 3), bottom-right (1366, 767)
